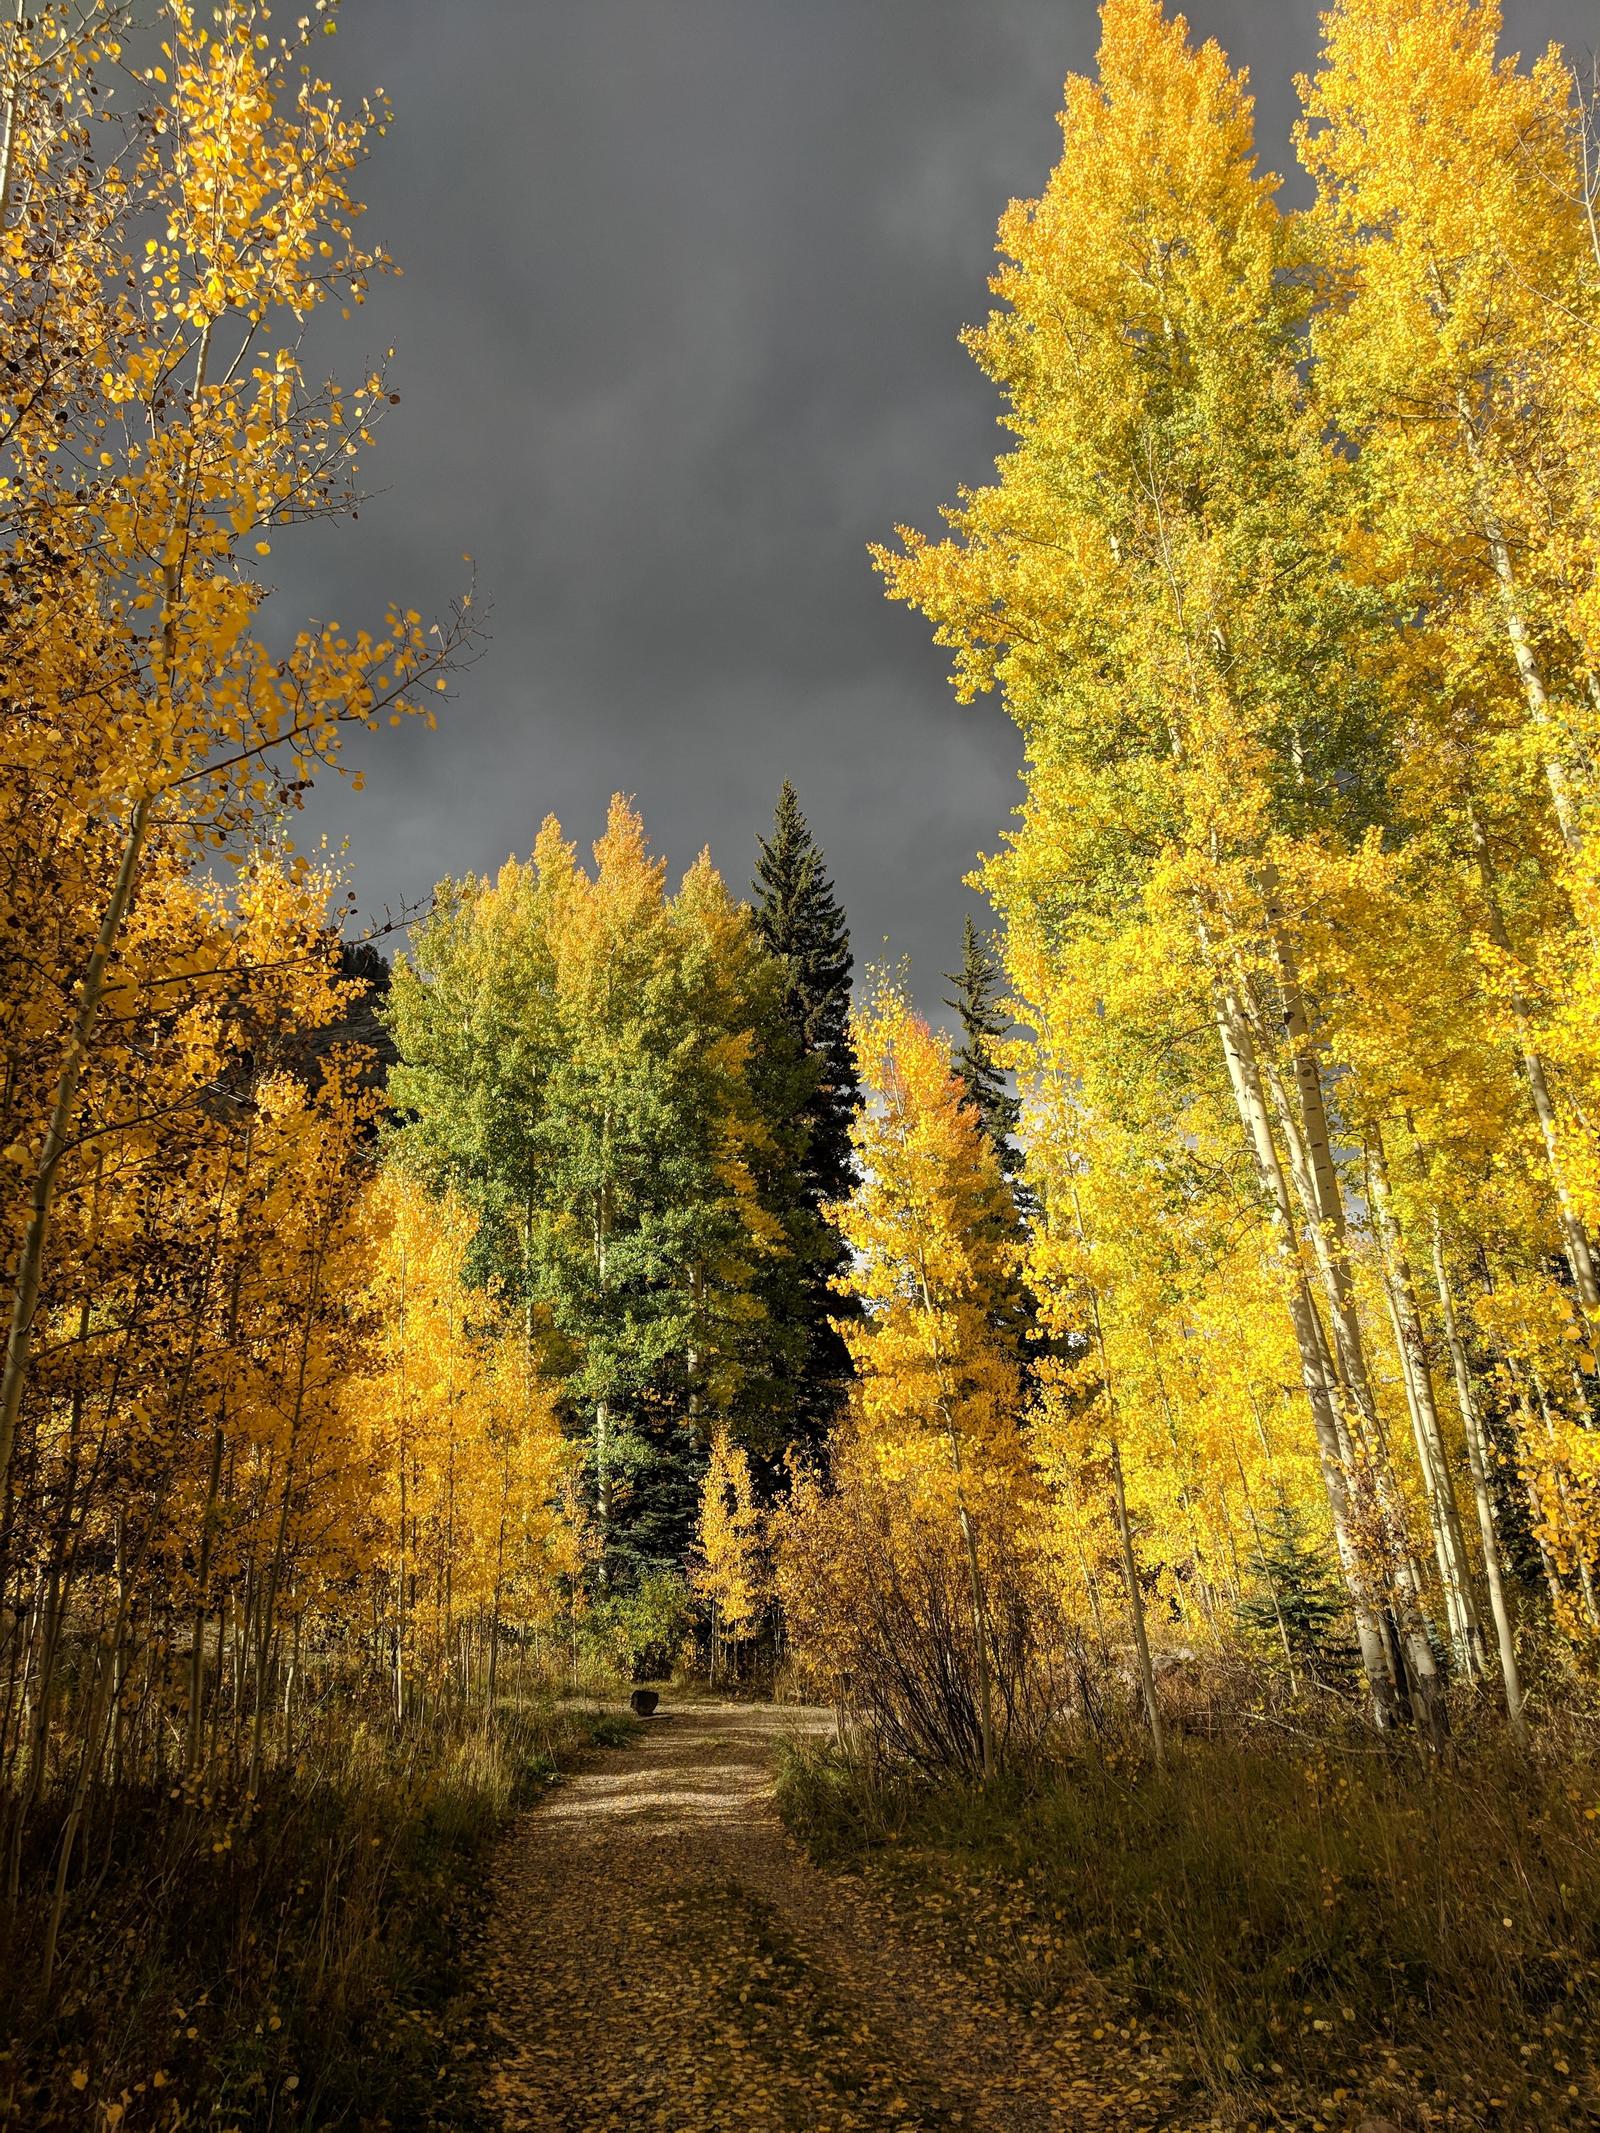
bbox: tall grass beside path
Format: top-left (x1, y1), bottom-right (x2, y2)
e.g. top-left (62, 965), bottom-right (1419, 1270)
top-left (0, 1699), bottom-right (609, 2131)
top-left (777, 1719), bottom-right (1600, 2129)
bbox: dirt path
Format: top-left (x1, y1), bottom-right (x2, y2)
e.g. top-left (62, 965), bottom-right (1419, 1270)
top-left (482, 1699), bottom-right (1188, 2132)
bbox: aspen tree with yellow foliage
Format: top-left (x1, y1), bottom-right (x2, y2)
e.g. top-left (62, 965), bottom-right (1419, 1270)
top-left (775, 979), bottom-right (1052, 1775)
top-left (692, 1430), bottom-right (766, 1681)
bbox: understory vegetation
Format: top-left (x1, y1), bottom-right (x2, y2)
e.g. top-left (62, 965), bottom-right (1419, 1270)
top-left (0, 1696), bottom-right (635, 2132)
top-left (780, 1700), bottom-right (1600, 2128)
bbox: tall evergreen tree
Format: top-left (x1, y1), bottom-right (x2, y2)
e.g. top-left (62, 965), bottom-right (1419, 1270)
top-left (945, 917), bottom-right (1036, 1367)
top-left (944, 917), bottom-right (1022, 1178)
top-left (753, 784), bottom-right (860, 1204)
top-left (751, 783), bottom-right (862, 1449)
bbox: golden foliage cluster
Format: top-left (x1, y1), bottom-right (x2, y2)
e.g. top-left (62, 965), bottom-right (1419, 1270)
top-left (777, 0), bottom-right (1600, 1772)
top-left (0, 4), bottom-right (567, 2032)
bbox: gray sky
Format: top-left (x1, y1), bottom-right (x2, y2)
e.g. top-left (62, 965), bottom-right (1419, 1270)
top-left (285, 0), bottom-right (1596, 1010)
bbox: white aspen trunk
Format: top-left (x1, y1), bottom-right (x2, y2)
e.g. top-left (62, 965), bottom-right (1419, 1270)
top-left (1430, 1217), bottom-right (1527, 1743)
top-left (1490, 1346), bottom-right (1566, 1613)
top-left (488, 1438), bottom-right (511, 1712)
top-left (1485, 519), bottom-right (1580, 849)
top-left (210, 1587), bottom-right (230, 1775)
top-left (0, 1), bottom-right (29, 238)
top-left (394, 1448), bottom-right (407, 1722)
top-left (250, 1234), bottom-right (325, 1793)
top-left (1238, 959), bottom-right (1447, 1742)
top-left (1454, 392), bottom-right (1583, 851)
top-left (282, 1606), bottom-right (301, 1746)
top-left (1109, 1433), bottom-right (1165, 1771)
top-left (1375, 1258), bottom-right (1478, 1673)
top-left (394, 1234), bottom-right (414, 1722)
top-left (39, 1637), bottom-right (117, 1995)
top-left (1208, 974), bottom-right (1399, 1722)
top-left (1213, 1487), bottom-right (1245, 1607)
top-left (687, 1261), bottom-right (704, 1433)
top-left (909, 1252), bottom-right (997, 1780)
top-left (1150, 490), bottom-right (1422, 1728)
top-left (1526, 1356), bottom-right (1600, 1629)
top-left (1469, 810), bottom-right (1600, 1314)
top-left (13, 1280), bottom-right (95, 1832)
top-left (1366, 1135), bottom-right (1483, 1677)
top-left (182, 1150), bottom-right (247, 1777)
top-left (188, 1423), bottom-right (225, 1776)
top-left (594, 1399), bottom-right (610, 1552)
top-left (946, 1424), bottom-right (997, 1781)
top-left (1060, 1467), bottom-right (1109, 1656)
top-left (444, 1357), bottom-right (458, 1697)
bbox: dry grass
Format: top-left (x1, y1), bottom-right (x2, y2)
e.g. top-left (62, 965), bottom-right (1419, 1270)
top-left (0, 1696), bottom-right (605, 2130)
top-left (778, 1705), bottom-right (1600, 2129)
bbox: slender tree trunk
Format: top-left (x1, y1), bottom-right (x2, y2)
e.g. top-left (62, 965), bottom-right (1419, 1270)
top-left (1469, 807), bottom-right (1600, 1314)
top-left (487, 1441), bottom-right (511, 1713)
top-left (594, 1399), bottom-right (610, 1558)
top-left (593, 1168), bottom-right (611, 1575)
top-left (7, 1289), bottom-right (96, 1893)
top-left (0, 795), bottom-right (155, 1496)
top-left (209, 1587), bottom-right (230, 1774)
top-left (394, 1448), bottom-right (408, 1722)
top-left (1430, 1218), bottom-right (1527, 1743)
top-left (250, 1239), bottom-right (325, 1793)
top-left (1209, 972), bottom-right (1398, 1722)
top-left (1525, 1355), bottom-right (1600, 1628)
top-left (0, 0), bottom-right (30, 237)
top-left (1366, 1133), bottom-right (1483, 1676)
top-left (184, 1163), bottom-right (246, 1779)
top-left (1061, 1467), bottom-right (1109, 1656)
top-left (1064, 1184), bottom-right (1164, 1768)
top-left (1148, 1338), bottom-right (1217, 1633)
top-left (1454, 393), bottom-right (1583, 852)
top-left (187, 1422), bottom-right (225, 1778)
top-left (1239, 948), bottom-right (1447, 1742)
top-left (944, 1423), bottom-right (996, 1781)
top-left (1108, 1433), bottom-right (1165, 1771)
top-left (38, 1639), bottom-right (116, 1998)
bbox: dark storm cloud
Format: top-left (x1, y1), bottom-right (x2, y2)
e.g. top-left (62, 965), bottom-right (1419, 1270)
top-left (285, 0), bottom-right (1596, 1007)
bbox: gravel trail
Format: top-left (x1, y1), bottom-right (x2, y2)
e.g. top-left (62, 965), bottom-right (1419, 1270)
top-left (482, 1699), bottom-right (1187, 2133)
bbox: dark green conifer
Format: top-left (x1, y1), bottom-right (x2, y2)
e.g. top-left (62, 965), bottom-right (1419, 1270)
top-left (753, 783), bottom-right (860, 1205)
top-left (944, 916), bottom-right (1022, 1177)
top-left (944, 915), bottom-right (1035, 1367)
top-left (1236, 1497), bottom-right (1358, 1691)
top-left (750, 783), bottom-right (861, 1448)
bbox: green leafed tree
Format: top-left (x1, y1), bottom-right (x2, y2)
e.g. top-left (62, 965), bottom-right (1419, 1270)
top-left (386, 796), bottom-right (789, 1584)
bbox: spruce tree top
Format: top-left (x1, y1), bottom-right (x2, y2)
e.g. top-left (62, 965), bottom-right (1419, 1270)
top-left (944, 915), bottom-right (1022, 1177)
top-left (752, 782), bottom-right (860, 1206)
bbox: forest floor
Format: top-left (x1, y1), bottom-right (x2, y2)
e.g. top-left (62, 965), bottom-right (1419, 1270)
top-left (480, 1698), bottom-right (1192, 2133)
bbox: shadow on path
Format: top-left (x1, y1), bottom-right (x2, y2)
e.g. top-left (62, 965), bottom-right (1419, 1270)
top-left (483, 1699), bottom-right (1185, 2132)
